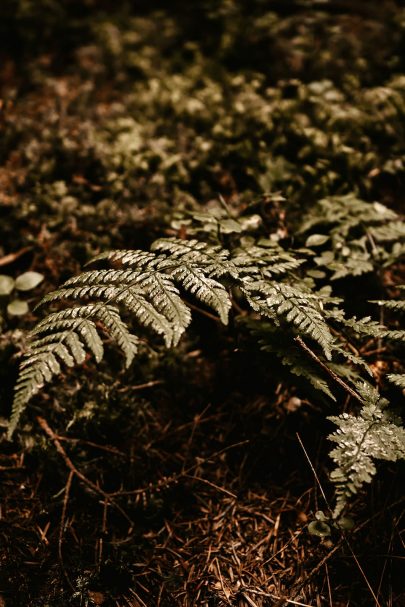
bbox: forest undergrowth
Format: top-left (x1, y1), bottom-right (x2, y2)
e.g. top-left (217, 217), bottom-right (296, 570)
top-left (0, 2), bottom-right (404, 606)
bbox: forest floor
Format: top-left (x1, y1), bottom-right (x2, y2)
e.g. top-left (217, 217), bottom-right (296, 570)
top-left (0, 2), bottom-right (404, 606)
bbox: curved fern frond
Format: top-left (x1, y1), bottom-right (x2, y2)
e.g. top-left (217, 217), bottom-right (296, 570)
top-left (9, 302), bottom-right (139, 437)
top-left (9, 239), bottom-right (239, 436)
top-left (242, 281), bottom-right (334, 359)
top-left (328, 385), bottom-right (405, 517)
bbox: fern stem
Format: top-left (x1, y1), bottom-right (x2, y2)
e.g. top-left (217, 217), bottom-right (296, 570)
top-left (294, 336), bottom-right (364, 404)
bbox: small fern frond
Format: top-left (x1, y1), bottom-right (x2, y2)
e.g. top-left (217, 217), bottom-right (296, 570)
top-left (328, 385), bottom-right (405, 517)
top-left (171, 264), bottom-right (231, 324)
top-left (232, 244), bottom-right (304, 279)
top-left (9, 302), bottom-right (139, 438)
top-left (327, 312), bottom-right (385, 337)
top-left (243, 281), bottom-right (334, 359)
top-left (371, 298), bottom-right (405, 311)
top-left (332, 344), bottom-right (373, 377)
top-left (151, 238), bottom-right (239, 278)
top-left (387, 374), bottom-right (405, 388)
top-left (249, 321), bottom-right (335, 399)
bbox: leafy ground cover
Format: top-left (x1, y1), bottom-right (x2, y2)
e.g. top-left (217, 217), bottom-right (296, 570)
top-left (0, 1), bottom-right (404, 606)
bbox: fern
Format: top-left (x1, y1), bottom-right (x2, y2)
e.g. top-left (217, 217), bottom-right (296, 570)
top-left (387, 374), bottom-right (405, 388)
top-left (299, 195), bottom-right (404, 279)
top-left (246, 320), bottom-right (336, 399)
top-left (371, 298), bottom-right (405, 312)
top-left (232, 242), bottom-right (304, 279)
top-left (9, 236), bottom-right (337, 436)
top-left (328, 384), bottom-right (405, 518)
top-left (9, 234), bottom-right (405, 519)
top-left (242, 280), bottom-right (334, 359)
top-left (9, 239), bottom-right (238, 437)
top-left (10, 303), bottom-right (139, 435)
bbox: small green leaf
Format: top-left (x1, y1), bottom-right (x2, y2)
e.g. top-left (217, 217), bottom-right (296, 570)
top-left (306, 269), bottom-right (326, 279)
top-left (305, 234), bottom-right (329, 247)
top-left (7, 299), bottom-right (29, 316)
top-left (308, 520), bottom-right (331, 537)
top-left (219, 218), bottom-right (243, 233)
top-left (15, 272), bottom-right (44, 292)
top-left (336, 516), bottom-right (355, 531)
top-left (0, 275), bottom-right (15, 296)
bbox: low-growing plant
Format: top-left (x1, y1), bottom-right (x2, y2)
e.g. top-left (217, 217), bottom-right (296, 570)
top-left (0, 271), bottom-right (44, 318)
top-left (8, 197), bottom-right (405, 519)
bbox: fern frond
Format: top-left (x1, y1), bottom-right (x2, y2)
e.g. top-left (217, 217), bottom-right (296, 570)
top-left (9, 302), bottom-right (139, 438)
top-left (371, 299), bottom-right (405, 311)
top-left (10, 238), bottom-right (240, 435)
top-left (382, 330), bottom-right (405, 341)
top-left (232, 244), bottom-right (304, 279)
top-left (151, 238), bottom-right (239, 278)
top-left (370, 221), bottom-right (405, 242)
top-left (332, 344), bottom-right (373, 377)
top-left (32, 317), bottom-right (104, 364)
top-left (39, 270), bottom-right (176, 347)
top-left (328, 385), bottom-right (405, 517)
top-left (387, 374), bottom-right (405, 388)
top-left (249, 321), bottom-right (335, 399)
top-left (171, 264), bottom-right (231, 324)
top-left (327, 312), bottom-right (385, 337)
top-left (243, 281), bottom-right (334, 359)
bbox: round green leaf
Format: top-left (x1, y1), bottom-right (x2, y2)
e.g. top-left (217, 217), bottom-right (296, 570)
top-left (308, 520), bottom-right (331, 537)
top-left (7, 299), bottom-right (29, 316)
top-left (15, 271), bottom-right (44, 292)
top-left (305, 234), bottom-right (329, 247)
top-left (306, 269), bottom-right (327, 279)
top-left (0, 275), bottom-right (15, 296)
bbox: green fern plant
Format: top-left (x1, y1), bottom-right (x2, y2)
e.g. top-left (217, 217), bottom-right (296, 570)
top-left (328, 384), bottom-right (405, 518)
top-left (8, 228), bottom-right (405, 519)
top-left (298, 195), bottom-right (405, 280)
top-left (9, 236), bottom-right (335, 435)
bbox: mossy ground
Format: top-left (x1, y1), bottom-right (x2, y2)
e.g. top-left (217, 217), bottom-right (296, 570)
top-left (0, 2), bottom-right (404, 605)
